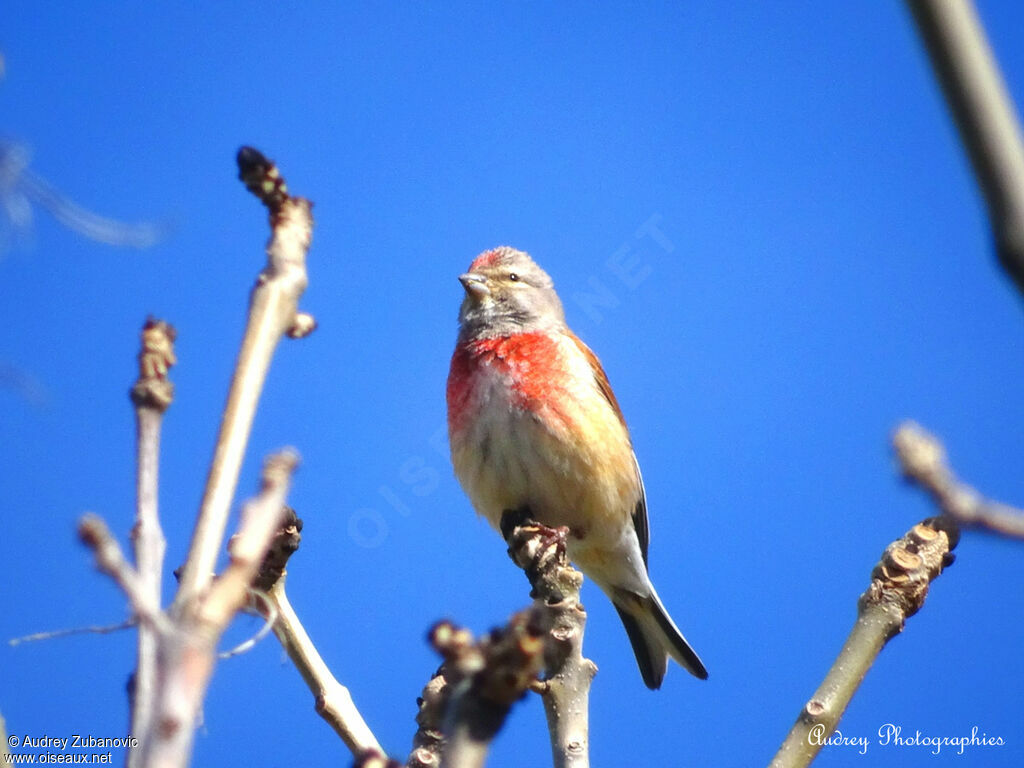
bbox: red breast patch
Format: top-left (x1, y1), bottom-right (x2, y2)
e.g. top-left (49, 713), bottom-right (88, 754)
top-left (447, 333), bottom-right (570, 432)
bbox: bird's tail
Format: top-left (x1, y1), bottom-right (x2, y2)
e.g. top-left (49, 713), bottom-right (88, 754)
top-left (613, 587), bottom-right (708, 689)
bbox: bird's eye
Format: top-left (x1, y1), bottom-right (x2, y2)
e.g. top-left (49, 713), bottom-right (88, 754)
top-left (508, 272), bottom-right (519, 282)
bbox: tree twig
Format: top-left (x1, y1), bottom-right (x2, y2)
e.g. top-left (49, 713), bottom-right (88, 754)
top-left (502, 512), bottom-right (596, 768)
top-left (769, 517), bottom-right (958, 768)
top-left (406, 515), bottom-right (594, 768)
top-left (78, 516), bottom-right (172, 637)
top-left (143, 450), bottom-right (299, 768)
top-left (894, 420), bottom-right (1024, 539)
top-left (173, 148), bottom-right (315, 615)
top-left (75, 148), bottom-right (317, 768)
top-left (355, 752), bottom-right (402, 768)
top-left (252, 506), bottom-right (383, 755)
top-left (217, 589), bottom-right (278, 659)
top-left (128, 317), bottom-right (175, 768)
top-left (432, 613), bottom-right (547, 768)
top-left (9, 620), bottom-right (136, 646)
top-left (81, 451), bottom-right (298, 768)
top-left (266, 579), bottom-right (383, 755)
top-left (407, 665), bottom-right (451, 768)
top-left (905, 0), bottom-right (1024, 294)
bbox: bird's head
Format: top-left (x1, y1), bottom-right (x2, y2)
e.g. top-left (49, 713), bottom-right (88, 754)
top-left (456, 247), bottom-right (565, 340)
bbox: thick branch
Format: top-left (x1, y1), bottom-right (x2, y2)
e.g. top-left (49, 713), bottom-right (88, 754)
top-left (894, 420), bottom-right (1024, 539)
top-left (769, 519), bottom-right (957, 768)
top-left (502, 512), bottom-right (595, 768)
top-left (128, 317), bottom-right (175, 768)
top-left (906, 0), bottom-right (1024, 294)
top-left (173, 148), bottom-right (315, 613)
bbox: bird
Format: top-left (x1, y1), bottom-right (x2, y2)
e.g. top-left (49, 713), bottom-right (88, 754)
top-left (446, 245), bottom-right (707, 689)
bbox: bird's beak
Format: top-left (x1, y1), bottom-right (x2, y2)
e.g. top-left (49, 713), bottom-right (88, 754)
top-left (459, 272), bottom-right (490, 299)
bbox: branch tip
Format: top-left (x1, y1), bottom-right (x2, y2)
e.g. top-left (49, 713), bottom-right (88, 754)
top-left (893, 420), bottom-right (1024, 539)
top-left (252, 505), bottom-right (303, 592)
top-left (131, 317), bottom-right (176, 411)
top-left (237, 146), bottom-right (290, 210)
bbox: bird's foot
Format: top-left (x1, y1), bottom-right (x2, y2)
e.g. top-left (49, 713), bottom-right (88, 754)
top-left (501, 508), bottom-right (571, 595)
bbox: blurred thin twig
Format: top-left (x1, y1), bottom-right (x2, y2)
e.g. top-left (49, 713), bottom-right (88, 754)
top-left (906, 0), bottom-right (1024, 294)
top-left (0, 140), bottom-right (164, 253)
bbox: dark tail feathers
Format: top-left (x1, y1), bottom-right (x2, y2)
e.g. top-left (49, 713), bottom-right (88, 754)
top-left (614, 589), bottom-right (708, 689)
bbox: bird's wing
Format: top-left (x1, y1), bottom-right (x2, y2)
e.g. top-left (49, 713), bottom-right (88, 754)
top-left (631, 453), bottom-right (650, 567)
top-left (567, 331), bottom-right (650, 567)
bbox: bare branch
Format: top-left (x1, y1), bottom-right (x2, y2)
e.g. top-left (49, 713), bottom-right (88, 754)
top-left (143, 450), bottom-right (298, 768)
top-left (78, 515), bottom-right (171, 636)
top-left (407, 515), bottom-right (593, 768)
top-left (432, 613), bottom-right (547, 768)
top-left (906, 0), bottom-right (1024, 294)
top-left (199, 451), bottom-right (300, 629)
top-left (250, 505), bottom-right (382, 755)
top-left (408, 666), bottom-right (449, 768)
top-left (128, 318), bottom-right (175, 768)
top-left (0, 140), bottom-right (165, 251)
top-left (769, 518), bottom-right (957, 768)
top-left (252, 505), bottom-right (302, 593)
top-left (265, 581), bottom-right (383, 755)
top-left (217, 590), bottom-right (278, 659)
top-left (355, 752), bottom-right (403, 768)
top-left (9, 620), bottom-right (135, 646)
top-left (503, 512), bottom-right (596, 768)
top-left (894, 420), bottom-right (1024, 539)
top-left (173, 148), bottom-right (315, 614)
top-left (73, 148), bottom-right (318, 768)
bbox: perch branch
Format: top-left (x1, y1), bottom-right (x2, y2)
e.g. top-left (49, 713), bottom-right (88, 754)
top-left (769, 517), bottom-right (958, 768)
top-left (128, 317), bottom-right (175, 768)
top-left (173, 148), bottom-right (315, 614)
top-left (906, 0), bottom-right (1024, 294)
top-left (502, 512), bottom-right (596, 768)
top-left (894, 420), bottom-right (1024, 539)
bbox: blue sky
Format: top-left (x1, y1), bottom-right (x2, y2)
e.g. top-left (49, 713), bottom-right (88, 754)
top-left (3, 3), bottom-right (1023, 767)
